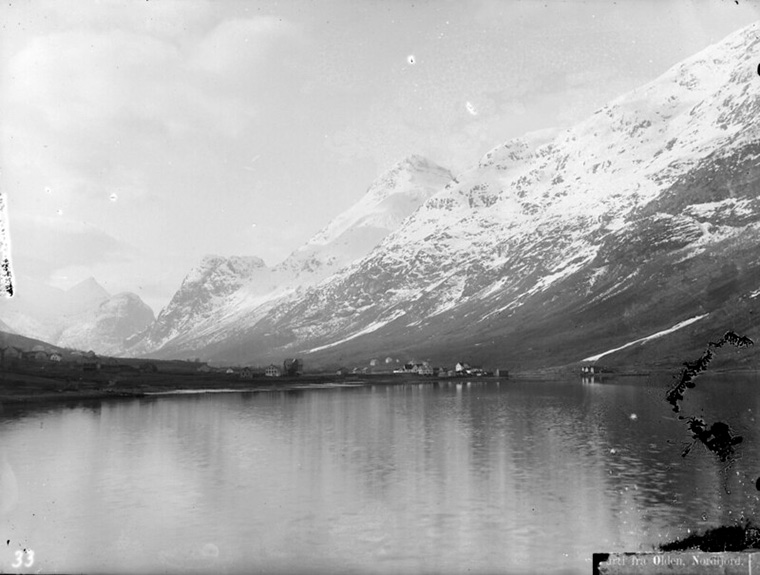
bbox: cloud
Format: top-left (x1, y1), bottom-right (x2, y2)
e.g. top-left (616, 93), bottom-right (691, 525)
top-left (0, 8), bottom-right (307, 236)
top-left (8, 214), bottom-right (135, 280)
top-left (2, 25), bottom-right (263, 146)
top-left (7, 30), bottom-right (179, 128)
top-left (9, 0), bottom-right (216, 39)
top-left (190, 17), bottom-right (300, 75)
top-left (1, 10), bottom-right (303, 156)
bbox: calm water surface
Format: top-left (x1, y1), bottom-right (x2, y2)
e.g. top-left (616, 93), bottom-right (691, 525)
top-left (1, 375), bottom-right (760, 574)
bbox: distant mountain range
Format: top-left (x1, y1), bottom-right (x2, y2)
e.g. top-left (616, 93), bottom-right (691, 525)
top-left (0, 276), bottom-right (154, 355)
top-left (6, 23), bottom-right (760, 372)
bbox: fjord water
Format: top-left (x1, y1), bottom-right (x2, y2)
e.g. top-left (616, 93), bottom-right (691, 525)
top-left (2, 375), bottom-right (760, 574)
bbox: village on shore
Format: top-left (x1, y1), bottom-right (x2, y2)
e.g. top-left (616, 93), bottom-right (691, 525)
top-left (0, 340), bottom-right (523, 403)
top-left (0, 344), bottom-right (507, 380)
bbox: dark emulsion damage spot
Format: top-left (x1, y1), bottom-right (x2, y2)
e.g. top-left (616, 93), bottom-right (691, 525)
top-left (666, 331), bottom-right (753, 413)
top-left (682, 418), bottom-right (743, 462)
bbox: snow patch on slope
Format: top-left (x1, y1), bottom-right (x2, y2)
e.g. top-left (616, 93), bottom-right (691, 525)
top-left (302, 309), bottom-right (407, 353)
top-left (582, 314), bottom-right (709, 362)
top-left (686, 198), bottom-right (752, 217)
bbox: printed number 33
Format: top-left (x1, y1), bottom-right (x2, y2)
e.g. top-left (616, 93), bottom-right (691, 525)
top-left (12, 549), bottom-right (34, 568)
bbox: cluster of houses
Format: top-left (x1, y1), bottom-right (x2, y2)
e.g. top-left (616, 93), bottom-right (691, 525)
top-left (4, 344), bottom-right (516, 381)
top-left (393, 361), bottom-right (496, 377)
top-left (0, 345), bottom-right (159, 373)
top-left (1, 345), bottom-right (62, 365)
top-left (580, 363), bottom-right (605, 384)
top-left (197, 358), bottom-right (304, 379)
top-left (234, 364), bottom-right (288, 379)
top-left (1, 345), bottom-right (310, 380)
top-left (255, 358), bottom-right (304, 378)
top-left (201, 356), bottom-right (503, 379)
top-left (580, 363), bottom-right (603, 375)
top-left (1, 345), bottom-right (97, 369)
top-left (336, 358), bottom-right (505, 378)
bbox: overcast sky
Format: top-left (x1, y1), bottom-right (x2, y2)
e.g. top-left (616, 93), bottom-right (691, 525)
top-left (1, 0), bottom-right (758, 312)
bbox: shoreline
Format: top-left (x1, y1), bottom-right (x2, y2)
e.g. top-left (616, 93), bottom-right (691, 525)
top-left (0, 371), bottom-right (502, 406)
top-left (0, 383), bottom-right (368, 406)
top-left (1, 367), bottom-right (755, 407)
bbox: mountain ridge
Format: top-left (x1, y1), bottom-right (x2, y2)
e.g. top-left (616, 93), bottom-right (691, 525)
top-left (175, 21), bottom-right (760, 370)
top-left (132, 154), bottom-right (455, 358)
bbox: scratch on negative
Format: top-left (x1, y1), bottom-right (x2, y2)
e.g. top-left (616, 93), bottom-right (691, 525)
top-left (0, 193), bottom-right (14, 297)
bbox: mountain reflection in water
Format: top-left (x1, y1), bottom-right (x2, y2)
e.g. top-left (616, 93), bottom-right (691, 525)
top-left (1, 375), bottom-right (759, 574)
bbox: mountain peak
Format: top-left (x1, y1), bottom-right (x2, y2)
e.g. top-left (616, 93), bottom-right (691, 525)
top-left (65, 276), bottom-right (110, 307)
top-left (300, 155), bottom-right (453, 250)
top-left (385, 154), bottom-right (451, 178)
top-left (189, 255), bottom-right (267, 283)
top-left (68, 276), bottom-right (108, 294)
top-left (395, 154), bottom-right (439, 170)
top-left (198, 254), bottom-right (264, 267)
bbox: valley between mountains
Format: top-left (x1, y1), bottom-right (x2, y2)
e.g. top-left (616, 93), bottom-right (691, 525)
top-left (6, 23), bottom-right (760, 374)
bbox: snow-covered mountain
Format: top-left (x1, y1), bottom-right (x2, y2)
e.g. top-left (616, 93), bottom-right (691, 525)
top-left (275, 155), bottom-right (455, 281)
top-left (57, 292), bottom-right (155, 355)
top-left (179, 22), bottom-right (760, 370)
top-left (0, 276), bottom-right (155, 355)
top-left (133, 155), bottom-right (455, 357)
top-left (129, 255), bottom-right (269, 353)
top-left (0, 276), bottom-right (110, 342)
